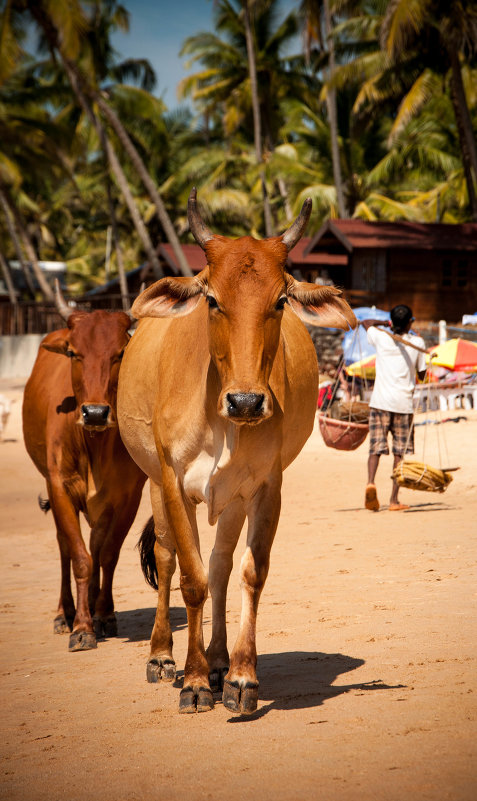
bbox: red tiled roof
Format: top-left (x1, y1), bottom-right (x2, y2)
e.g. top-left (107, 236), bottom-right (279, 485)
top-left (160, 239), bottom-right (348, 272)
top-left (305, 220), bottom-right (477, 254)
top-left (288, 238), bottom-right (348, 265)
top-left (159, 243), bottom-right (207, 274)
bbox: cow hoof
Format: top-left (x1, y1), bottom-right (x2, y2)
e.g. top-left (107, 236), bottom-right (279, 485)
top-left (68, 631), bottom-right (97, 651)
top-left (223, 679), bottom-right (259, 715)
top-left (53, 615), bottom-right (71, 634)
top-left (146, 658), bottom-right (176, 683)
top-left (209, 666), bottom-right (229, 693)
top-left (179, 686), bottom-right (214, 714)
top-left (93, 615), bottom-right (117, 639)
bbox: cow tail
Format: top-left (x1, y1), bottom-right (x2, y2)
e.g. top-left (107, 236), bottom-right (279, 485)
top-left (137, 516), bottom-right (158, 590)
top-left (38, 495), bottom-right (51, 513)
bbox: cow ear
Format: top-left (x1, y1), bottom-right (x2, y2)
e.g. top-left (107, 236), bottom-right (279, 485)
top-left (131, 270), bottom-right (208, 319)
top-left (286, 276), bottom-right (357, 330)
top-left (41, 331), bottom-right (69, 355)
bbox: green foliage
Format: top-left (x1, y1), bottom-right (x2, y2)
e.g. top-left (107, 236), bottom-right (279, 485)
top-left (0, 0), bottom-right (476, 296)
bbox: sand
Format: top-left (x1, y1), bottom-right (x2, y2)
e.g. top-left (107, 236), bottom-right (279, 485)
top-left (1, 377), bottom-right (476, 801)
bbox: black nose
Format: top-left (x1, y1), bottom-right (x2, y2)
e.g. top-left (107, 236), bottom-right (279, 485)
top-left (226, 393), bottom-right (264, 418)
top-left (81, 404), bottom-right (110, 427)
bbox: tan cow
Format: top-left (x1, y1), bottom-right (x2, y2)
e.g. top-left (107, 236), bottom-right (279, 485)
top-left (117, 189), bottom-right (356, 714)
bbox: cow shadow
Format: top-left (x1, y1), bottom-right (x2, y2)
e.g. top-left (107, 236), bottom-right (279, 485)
top-left (224, 650), bottom-right (405, 722)
top-left (116, 606), bottom-right (188, 642)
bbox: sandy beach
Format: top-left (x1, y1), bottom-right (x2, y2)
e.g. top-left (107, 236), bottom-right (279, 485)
top-left (1, 376), bottom-right (476, 801)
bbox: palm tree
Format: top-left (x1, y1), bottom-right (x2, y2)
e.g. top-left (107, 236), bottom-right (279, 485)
top-left (2, 0), bottom-right (192, 276)
top-left (179, 0), bottom-right (307, 234)
top-left (299, 0), bottom-right (347, 217)
top-left (0, 58), bottom-right (73, 300)
top-left (380, 0), bottom-right (477, 221)
top-left (243, 0), bottom-right (273, 234)
top-left (0, 184), bottom-right (35, 296)
top-left (334, 0), bottom-right (477, 221)
top-left (79, 0), bottom-right (192, 275)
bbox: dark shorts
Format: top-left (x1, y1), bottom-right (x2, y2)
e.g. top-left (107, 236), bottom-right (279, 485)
top-left (369, 408), bottom-right (414, 456)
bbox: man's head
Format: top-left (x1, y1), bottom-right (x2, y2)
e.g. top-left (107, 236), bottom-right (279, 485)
top-left (391, 304), bottom-right (414, 334)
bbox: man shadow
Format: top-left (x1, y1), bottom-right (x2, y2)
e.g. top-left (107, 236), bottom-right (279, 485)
top-left (225, 650), bottom-right (404, 722)
top-left (116, 606), bottom-right (188, 642)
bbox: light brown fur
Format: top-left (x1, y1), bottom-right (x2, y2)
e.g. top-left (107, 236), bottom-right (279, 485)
top-left (118, 224), bottom-right (356, 714)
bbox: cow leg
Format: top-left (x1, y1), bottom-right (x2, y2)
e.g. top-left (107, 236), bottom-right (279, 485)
top-left (146, 483), bottom-right (177, 682)
top-left (206, 499), bottom-right (245, 692)
top-left (223, 468), bottom-right (282, 715)
top-left (48, 480), bottom-right (96, 651)
top-left (88, 507), bottom-right (112, 628)
top-left (91, 495), bottom-right (142, 639)
top-left (158, 460), bottom-right (212, 713)
top-left (54, 534), bottom-right (75, 634)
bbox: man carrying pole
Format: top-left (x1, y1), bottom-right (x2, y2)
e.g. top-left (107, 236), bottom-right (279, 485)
top-left (362, 305), bottom-right (427, 511)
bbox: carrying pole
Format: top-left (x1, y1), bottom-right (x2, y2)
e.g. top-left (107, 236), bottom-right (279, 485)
top-left (377, 326), bottom-right (434, 357)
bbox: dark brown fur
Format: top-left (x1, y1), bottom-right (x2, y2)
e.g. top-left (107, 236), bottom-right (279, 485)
top-left (23, 310), bottom-right (147, 650)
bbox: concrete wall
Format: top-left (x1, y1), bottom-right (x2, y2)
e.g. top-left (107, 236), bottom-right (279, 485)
top-left (0, 334), bottom-right (44, 379)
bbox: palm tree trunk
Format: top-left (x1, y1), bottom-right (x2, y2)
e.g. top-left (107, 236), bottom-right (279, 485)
top-left (244, 0), bottom-right (273, 237)
top-left (105, 172), bottom-right (129, 311)
top-left (62, 58), bottom-right (165, 279)
top-left (277, 177), bottom-right (293, 221)
top-left (0, 185), bottom-right (35, 298)
top-left (323, 0), bottom-right (347, 218)
top-left (95, 95), bottom-right (193, 277)
top-left (6, 196), bottom-right (55, 301)
top-left (0, 250), bottom-right (17, 306)
top-left (448, 49), bottom-right (477, 222)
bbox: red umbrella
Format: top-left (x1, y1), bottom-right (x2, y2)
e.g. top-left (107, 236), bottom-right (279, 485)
top-left (427, 338), bottom-right (477, 371)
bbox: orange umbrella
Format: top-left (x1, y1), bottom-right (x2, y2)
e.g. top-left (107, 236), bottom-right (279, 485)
top-left (427, 338), bottom-right (477, 371)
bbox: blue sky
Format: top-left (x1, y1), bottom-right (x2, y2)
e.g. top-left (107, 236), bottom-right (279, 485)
top-left (111, 0), bottom-right (299, 110)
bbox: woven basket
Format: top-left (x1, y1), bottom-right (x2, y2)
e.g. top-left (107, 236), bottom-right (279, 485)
top-left (336, 400), bottom-right (370, 423)
top-left (317, 413), bottom-right (369, 451)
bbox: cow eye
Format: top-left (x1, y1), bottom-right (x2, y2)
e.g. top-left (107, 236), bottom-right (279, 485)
top-left (66, 349), bottom-right (75, 358)
top-left (206, 295), bottom-right (219, 310)
top-left (275, 296), bottom-right (288, 311)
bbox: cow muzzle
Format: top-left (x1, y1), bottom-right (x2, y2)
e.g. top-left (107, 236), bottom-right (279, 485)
top-left (80, 403), bottom-right (112, 431)
top-left (220, 391), bottom-right (272, 424)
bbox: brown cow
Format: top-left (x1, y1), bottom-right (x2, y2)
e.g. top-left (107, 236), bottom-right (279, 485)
top-left (117, 189), bottom-right (356, 713)
top-left (23, 283), bottom-right (146, 651)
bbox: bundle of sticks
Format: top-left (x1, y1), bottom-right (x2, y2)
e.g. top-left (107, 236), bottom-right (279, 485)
top-left (392, 460), bottom-right (455, 493)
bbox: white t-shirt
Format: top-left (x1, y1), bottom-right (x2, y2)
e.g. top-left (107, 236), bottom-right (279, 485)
top-left (367, 327), bottom-right (427, 414)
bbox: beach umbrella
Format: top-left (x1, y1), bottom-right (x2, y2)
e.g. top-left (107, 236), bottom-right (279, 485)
top-left (427, 338), bottom-right (477, 371)
top-left (346, 354), bottom-right (376, 379)
top-left (342, 307), bottom-right (390, 363)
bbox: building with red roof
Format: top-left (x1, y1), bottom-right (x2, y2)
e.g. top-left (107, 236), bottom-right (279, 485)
top-left (302, 220), bottom-right (477, 321)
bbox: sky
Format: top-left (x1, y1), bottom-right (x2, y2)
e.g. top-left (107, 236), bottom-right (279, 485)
top-left (111, 0), bottom-right (299, 111)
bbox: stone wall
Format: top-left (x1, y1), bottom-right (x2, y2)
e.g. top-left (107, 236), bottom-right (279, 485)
top-left (306, 326), bottom-right (345, 376)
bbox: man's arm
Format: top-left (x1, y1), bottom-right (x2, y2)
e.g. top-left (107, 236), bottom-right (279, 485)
top-left (361, 318), bottom-right (392, 331)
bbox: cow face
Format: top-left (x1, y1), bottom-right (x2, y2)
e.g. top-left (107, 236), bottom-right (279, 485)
top-left (131, 190), bottom-right (356, 425)
top-left (42, 310), bottom-right (131, 431)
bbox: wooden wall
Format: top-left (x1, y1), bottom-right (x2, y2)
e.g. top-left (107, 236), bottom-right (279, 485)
top-left (349, 248), bottom-right (477, 322)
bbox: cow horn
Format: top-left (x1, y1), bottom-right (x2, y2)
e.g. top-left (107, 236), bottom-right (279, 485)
top-left (54, 279), bottom-right (73, 321)
top-left (281, 198), bottom-right (313, 252)
top-left (188, 187), bottom-right (214, 249)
